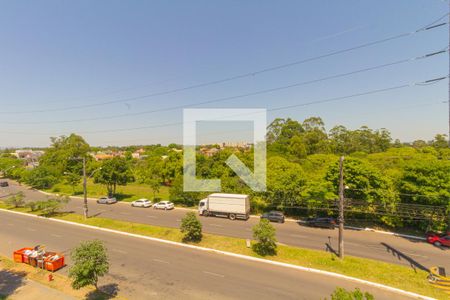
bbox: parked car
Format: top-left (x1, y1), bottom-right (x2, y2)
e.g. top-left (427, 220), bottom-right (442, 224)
top-left (261, 211), bottom-right (285, 223)
top-left (153, 201), bottom-right (174, 210)
top-left (97, 196), bottom-right (117, 204)
top-left (131, 198), bottom-right (152, 208)
top-left (426, 233), bottom-right (450, 247)
top-left (304, 217), bottom-right (336, 229)
top-left (0, 181), bottom-right (8, 187)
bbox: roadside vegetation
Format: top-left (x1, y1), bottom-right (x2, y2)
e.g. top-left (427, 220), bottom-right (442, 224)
top-left (252, 219), bottom-right (277, 256)
top-left (0, 202), bottom-right (447, 299)
top-left (1, 117), bottom-right (449, 233)
top-left (180, 212), bottom-right (203, 242)
top-left (69, 240), bottom-right (109, 290)
top-left (328, 287), bottom-right (374, 300)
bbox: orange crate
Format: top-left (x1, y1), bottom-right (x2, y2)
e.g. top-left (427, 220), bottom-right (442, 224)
top-left (13, 247), bottom-right (33, 263)
top-left (44, 253), bottom-right (65, 272)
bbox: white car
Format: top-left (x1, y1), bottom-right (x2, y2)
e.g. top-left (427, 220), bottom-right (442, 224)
top-left (153, 201), bottom-right (174, 210)
top-left (131, 198), bottom-right (152, 208)
top-left (97, 196), bottom-right (117, 204)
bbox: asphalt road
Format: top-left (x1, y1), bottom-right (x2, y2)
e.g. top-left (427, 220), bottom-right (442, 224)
top-left (1, 180), bottom-right (449, 272)
top-left (0, 210), bottom-right (417, 299)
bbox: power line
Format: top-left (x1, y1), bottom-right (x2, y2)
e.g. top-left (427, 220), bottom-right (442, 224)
top-left (0, 76), bottom-right (446, 136)
top-left (1, 16), bottom-right (447, 115)
top-left (2, 49), bottom-right (446, 125)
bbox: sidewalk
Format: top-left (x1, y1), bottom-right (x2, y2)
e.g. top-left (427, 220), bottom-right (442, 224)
top-left (0, 269), bottom-right (75, 300)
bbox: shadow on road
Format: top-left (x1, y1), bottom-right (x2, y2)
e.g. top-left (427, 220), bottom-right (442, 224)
top-left (381, 242), bottom-right (428, 272)
top-left (0, 269), bottom-right (27, 297)
top-left (85, 283), bottom-right (119, 300)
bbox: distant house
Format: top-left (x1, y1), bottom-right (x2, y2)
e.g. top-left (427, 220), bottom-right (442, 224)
top-left (92, 153), bottom-right (114, 161)
top-left (13, 149), bottom-right (44, 160)
top-left (11, 150), bottom-right (44, 169)
top-left (131, 148), bottom-right (147, 159)
top-left (200, 147), bottom-right (220, 157)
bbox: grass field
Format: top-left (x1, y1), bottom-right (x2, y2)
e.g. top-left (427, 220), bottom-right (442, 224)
top-left (0, 202), bottom-right (446, 299)
top-left (43, 178), bottom-right (170, 202)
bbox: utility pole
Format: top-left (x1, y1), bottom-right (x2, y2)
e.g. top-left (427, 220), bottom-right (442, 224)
top-left (338, 156), bottom-right (345, 259)
top-left (82, 157), bottom-right (88, 219)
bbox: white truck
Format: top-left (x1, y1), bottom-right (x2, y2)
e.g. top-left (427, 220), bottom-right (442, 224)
top-left (198, 193), bottom-right (250, 220)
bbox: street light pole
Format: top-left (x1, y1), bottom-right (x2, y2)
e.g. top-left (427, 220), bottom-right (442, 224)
top-left (338, 156), bottom-right (345, 259)
top-left (82, 157), bottom-right (88, 219)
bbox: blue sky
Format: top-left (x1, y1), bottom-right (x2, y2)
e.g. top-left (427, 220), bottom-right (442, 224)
top-left (0, 0), bottom-right (448, 147)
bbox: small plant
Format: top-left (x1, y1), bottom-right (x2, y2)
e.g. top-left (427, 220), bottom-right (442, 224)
top-left (180, 212), bottom-right (202, 242)
top-left (5, 192), bottom-right (25, 208)
top-left (69, 240), bottom-right (109, 290)
top-left (252, 218), bottom-right (277, 256)
top-left (39, 195), bottom-right (70, 216)
top-left (25, 201), bottom-right (38, 212)
top-left (328, 287), bottom-right (374, 300)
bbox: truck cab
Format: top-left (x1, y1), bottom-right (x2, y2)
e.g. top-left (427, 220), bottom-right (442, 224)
top-left (198, 199), bottom-right (207, 215)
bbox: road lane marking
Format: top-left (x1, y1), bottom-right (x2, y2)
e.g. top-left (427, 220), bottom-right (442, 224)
top-left (111, 248), bottom-right (128, 254)
top-left (210, 224), bottom-right (223, 228)
top-left (288, 234), bottom-right (307, 238)
top-left (119, 212), bottom-right (131, 216)
top-left (203, 271), bottom-right (225, 278)
top-left (7, 223), bottom-right (13, 226)
top-left (176, 219), bottom-right (181, 222)
top-left (50, 234), bottom-right (62, 238)
top-left (147, 215), bottom-right (158, 219)
top-left (26, 227), bottom-right (36, 232)
top-left (245, 228), bottom-right (252, 231)
top-left (152, 258), bottom-right (169, 264)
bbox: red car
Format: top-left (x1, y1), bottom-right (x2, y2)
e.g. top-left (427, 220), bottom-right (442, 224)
top-left (426, 233), bottom-right (450, 247)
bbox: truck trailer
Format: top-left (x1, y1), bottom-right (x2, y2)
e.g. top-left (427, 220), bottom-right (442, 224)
top-left (198, 193), bottom-right (250, 220)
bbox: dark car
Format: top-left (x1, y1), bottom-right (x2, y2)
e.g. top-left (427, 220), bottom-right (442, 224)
top-left (261, 211), bottom-right (285, 223)
top-left (304, 217), bottom-right (336, 229)
top-left (0, 181), bottom-right (8, 187)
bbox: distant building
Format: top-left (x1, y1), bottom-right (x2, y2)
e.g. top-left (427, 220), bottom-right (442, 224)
top-left (199, 147), bottom-right (220, 157)
top-left (12, 149), bottom-right (44, 160)
top-left (220, 141), bottom-right (251, 149)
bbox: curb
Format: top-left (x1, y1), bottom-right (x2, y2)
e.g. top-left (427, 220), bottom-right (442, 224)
top-left (0, 208), bottom-right (434, 300)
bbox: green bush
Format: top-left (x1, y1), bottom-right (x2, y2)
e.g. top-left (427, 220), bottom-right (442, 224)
top-left (5, 192), bottom-right (25, 208)
top-left (252, 218), bottom-right (277, 256)
top-left (328, 287), bottom-right (374, 300)
top-left (180, 212), bottom-right (202, 242)
top-left (38, 196), bottom-right (70, 217)
top-left (25, 201), bottom-right (39, 212)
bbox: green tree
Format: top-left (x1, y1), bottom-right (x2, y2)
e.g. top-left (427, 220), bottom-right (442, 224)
top-left (24, 165), bottom-right (59, 189)
top-left (39, 134), bottom-right (90, 176)
top-left (328, 287), bottom-right (374, 300)
top-left (265, 156), bottom-right (307, 208)
top-left (325, 157), bottom-right (398, 206)
top-left (252, 219), bottom-right (277, 256)
top-left (431, 134), bottom-right (448, 149)
top-left (180, 212), bottom-right (203, 242)
top-left (69, 240), bottom-right (109, 290)
top-left (64, 172), bottom-right (81, 194)
top-left (94, 157), bottom-right (134, 196)
top-left (135, 157), bottom-right (162, 199)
